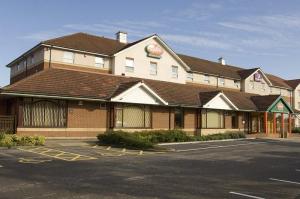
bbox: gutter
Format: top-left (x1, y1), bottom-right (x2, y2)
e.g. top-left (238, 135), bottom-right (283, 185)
top-left (0, 92), bottom-right (107, 102)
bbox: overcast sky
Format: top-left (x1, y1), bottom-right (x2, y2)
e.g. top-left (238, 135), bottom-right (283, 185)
top-left (1, 0), bottom-right (300, 86)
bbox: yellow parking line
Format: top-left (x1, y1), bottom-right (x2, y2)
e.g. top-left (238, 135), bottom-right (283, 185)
top-left (18, 147), bottom-right (97, 162)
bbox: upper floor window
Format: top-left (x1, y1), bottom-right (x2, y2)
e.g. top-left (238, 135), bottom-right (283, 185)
top-left (219, 78), bottom-right (225, 86)
top-left (95, 57), bottom-right (104, 68)
top-left (63, 52), bottom-right (74, 63)
top-left (171, 66), bottom-right (178, 79)
top-left (234, 80), bottom-right (240, 88)
top-left (125, 58), bottom-right (134, 72)
top-left (150, 62), bottom-right (157, 76)
top-left (204, 75), bottom-right (210, 83)
top-left (28, 54), bottom-right (34, 65)
top-left (186, 73), bottom-right (193, 81)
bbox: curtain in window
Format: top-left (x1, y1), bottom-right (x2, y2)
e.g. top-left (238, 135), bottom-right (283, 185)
top-left (23, 99), bottom-right (67, 128)
top-left (201, 110), bottom-right (224, 129)
top-left (114, 105), bottom-right (151, 128)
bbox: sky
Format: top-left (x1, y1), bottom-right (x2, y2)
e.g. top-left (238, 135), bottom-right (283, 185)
top-left (1, 0), bottom-right (300, 86)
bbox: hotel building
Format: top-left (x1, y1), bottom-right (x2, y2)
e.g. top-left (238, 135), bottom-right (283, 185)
top-left (0, 32), bottom-right (299, 137)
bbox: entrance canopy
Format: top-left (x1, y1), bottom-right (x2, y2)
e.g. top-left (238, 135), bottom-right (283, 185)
top-left (251, 95), bottom-right (294, 113)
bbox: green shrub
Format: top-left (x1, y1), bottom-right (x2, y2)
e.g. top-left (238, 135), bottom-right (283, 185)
top-left (195, 131), bottom-right (245, 141)
top-left (0, 134), bottom-right (45, 148)
top-left (97, 131), bottom-right (154, 149)
top-left (292, 128), bottom-right (300, 133)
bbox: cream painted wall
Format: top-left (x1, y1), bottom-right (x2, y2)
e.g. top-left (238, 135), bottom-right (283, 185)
top-left (113, 37), bottom-right (187, 84)
top-left (187, 73), bottom-right (240, 90)
top-left (44, 48), bottom-right (111, 70)
top-left (242, 70), bottom-right (271, 95)
top-left (294, 84), bottom-right (300, 110)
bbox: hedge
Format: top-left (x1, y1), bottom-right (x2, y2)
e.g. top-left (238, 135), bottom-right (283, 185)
top-left (0, 132), bottom-right (45, 148)
top-left (97, 130), bottom-right (246, 150)
top-left (292, 128), bottom-right (300, 133)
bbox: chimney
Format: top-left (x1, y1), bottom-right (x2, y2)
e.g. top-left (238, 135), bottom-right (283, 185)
top-left (218, 57), bottom-right (226, 65)
top-left (116, 31), bottom-right (127, 44)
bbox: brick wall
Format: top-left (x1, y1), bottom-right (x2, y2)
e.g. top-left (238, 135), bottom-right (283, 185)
top-left (67, 101), bottom-right (107, 129)
top-left (184, 108), bottom-right (196, 129)
top-left (225, 115), bottom-right (232, 129)
top-left (152, 106), bottom-right (170, 129)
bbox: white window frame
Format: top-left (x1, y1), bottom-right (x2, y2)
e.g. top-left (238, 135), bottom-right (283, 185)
top-left (95, 57), bottom-right (104, 68)
top-left (171, 66), bottom-right (178, 79)
top-left (63, 51), bottom-right (75, 64)
top-left (204, 75), bottom-right (210, 83)
top-left (125, 58), bottom-right (134, 73)
top-left (150, 62), bottom-right (157, 76)
top-left (219, 78), bottom-right (225, 86)
top-left (234, 80), bottom-right (240, 88)
top-left (186, 73), bottom-right (193, 81)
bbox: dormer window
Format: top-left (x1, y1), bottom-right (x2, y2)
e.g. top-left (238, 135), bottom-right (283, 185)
top-left (63, 51), bottom-right (74, 63)
top-left (95, 57), bottom-right (104, 68)
top-left (171, 66), bottom-right (178, 79)
top-left (125, 58), bottom-right (134, 72)
top-left (204, 75), bottom-right (210, 83)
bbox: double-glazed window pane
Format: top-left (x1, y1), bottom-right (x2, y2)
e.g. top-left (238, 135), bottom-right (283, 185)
top-left (150, 62), bottom-right (157, 75)
top-left (115, 105), bottom-right (151, 128)
top-left (174, 108), bottom-right (184, 129)
top-left (125, 58), bottom-right (134, 72)
top-left (171, 66), bottom-right (178, 78)
top-left (95, 57), bottom-right (104, 68)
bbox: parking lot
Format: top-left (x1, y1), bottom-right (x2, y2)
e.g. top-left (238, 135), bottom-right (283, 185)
top-left (0, 139), bottom-right (299, 199)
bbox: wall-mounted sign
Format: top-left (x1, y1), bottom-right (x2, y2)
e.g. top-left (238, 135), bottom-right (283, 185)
top-left (145, 44), bottom-right (164, 59)
top-left (254, 72), bottom-right (262, 82)
top-left (277, 102), bottom-right (284, 111)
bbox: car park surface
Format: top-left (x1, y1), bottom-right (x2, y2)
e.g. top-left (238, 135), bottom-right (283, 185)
top-left (0, 139), bottom-right (299, 199)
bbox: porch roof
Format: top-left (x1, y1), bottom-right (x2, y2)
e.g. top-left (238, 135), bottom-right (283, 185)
top-left (0, 68), bottom-right (289, 112)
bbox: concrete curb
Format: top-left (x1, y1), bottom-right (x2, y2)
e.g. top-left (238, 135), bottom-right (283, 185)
top-left (157, 138), bottom-right (255, 146)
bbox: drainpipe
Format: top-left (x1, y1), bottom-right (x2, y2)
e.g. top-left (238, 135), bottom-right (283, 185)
top-left (48, 46), bottom-right (52, 69)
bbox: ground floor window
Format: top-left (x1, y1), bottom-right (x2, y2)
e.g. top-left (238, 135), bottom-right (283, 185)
top-left (201, 109), bottom-right (224, 129)
top-left (22, 98), bottom-right (67, 128)
top-left (174, 108), bottom-right (184, 129)
top-left (115, 104), bottom-right (151, 128)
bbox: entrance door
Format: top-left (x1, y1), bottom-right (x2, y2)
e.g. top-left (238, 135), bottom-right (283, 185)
top-left (275, 113), bottom-right (282, 134)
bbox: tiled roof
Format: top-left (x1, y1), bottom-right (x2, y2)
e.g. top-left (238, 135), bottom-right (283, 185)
top-left (285, 79), bottom-right (300, 89)
top-left (2, 68), bottom-right (284, 111)
top-left (250, 95), bottom-right (280, 111)
top-left (20, 32), bottom-right (292, 89)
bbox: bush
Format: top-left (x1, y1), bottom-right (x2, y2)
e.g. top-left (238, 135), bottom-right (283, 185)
top-left (0, 133), bottom-right (45, 148)
top-left (97, 131), bottom-right (154, 149)
top-left (292, 128), bottom-right (300, 134)
top-left (195, 131), bottom-right (245, 141)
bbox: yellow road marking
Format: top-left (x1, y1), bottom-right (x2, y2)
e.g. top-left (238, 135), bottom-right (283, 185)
top-left (18, 147), bottom-right (97, 162)
top-left (18, 158), bottom-right (52, 164)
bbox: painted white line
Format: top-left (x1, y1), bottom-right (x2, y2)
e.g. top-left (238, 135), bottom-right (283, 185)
top-left (176, 142), bottom-right (264, 152)
top-left (158, 138), bottom-right (255, 146)
top-left (229, 191), bottom-right (265, 199)
top-left (0, 165), bottom-right (3, 168)
top-left (296, 169), bottom-right (300, 172)
top-left (269, 178), bottom-right (300, 185)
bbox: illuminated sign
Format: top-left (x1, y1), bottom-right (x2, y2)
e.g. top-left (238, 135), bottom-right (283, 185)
top-left (277, 102), bottom-right (284, 111)
top-left (254, 72), bottom-right (262, 82)
top-left (145, 44), bottom-right (164, 58)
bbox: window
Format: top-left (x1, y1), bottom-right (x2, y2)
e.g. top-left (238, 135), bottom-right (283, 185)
top-left (171, 66), bottom-right (178, 78)
top-left (204, 75), bottom-right (210, 83)
top-left (125, 58), bottom-right (134, 72)
top-left (219, 78), bottom-right (225, 86)
top-left (231, 112), bottom-right (238, 129)
top-left (186, 73), bottom-right (193, 81)
top-left (150, 62), bottom-right (157, 75)
top-left (63, 51), bottom-right (74, 63)
top-left (174, 108), bottom-right (184, 129)
top-left (95, 57), bottom-right (104, 68)
top-left (234, 80), bottom-right (240, 88)
top-left (201, 109), bottom-right (224, 129)
top-left (115, 104), bottom-right (151, 128)
top-left (22, 99), bottom-right (67, 128)
top-left (16, 63), bottom-right (21, 71)
top-left (29, 54), bottom-right (34, 65)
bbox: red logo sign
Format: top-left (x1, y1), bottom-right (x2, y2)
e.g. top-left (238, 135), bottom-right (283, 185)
top-left (146, 44), bottom-right (164, 58)
top-left (254, 72), bottom-right (262, 82)
top-left (277, 103), bottom-right (284, 111)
